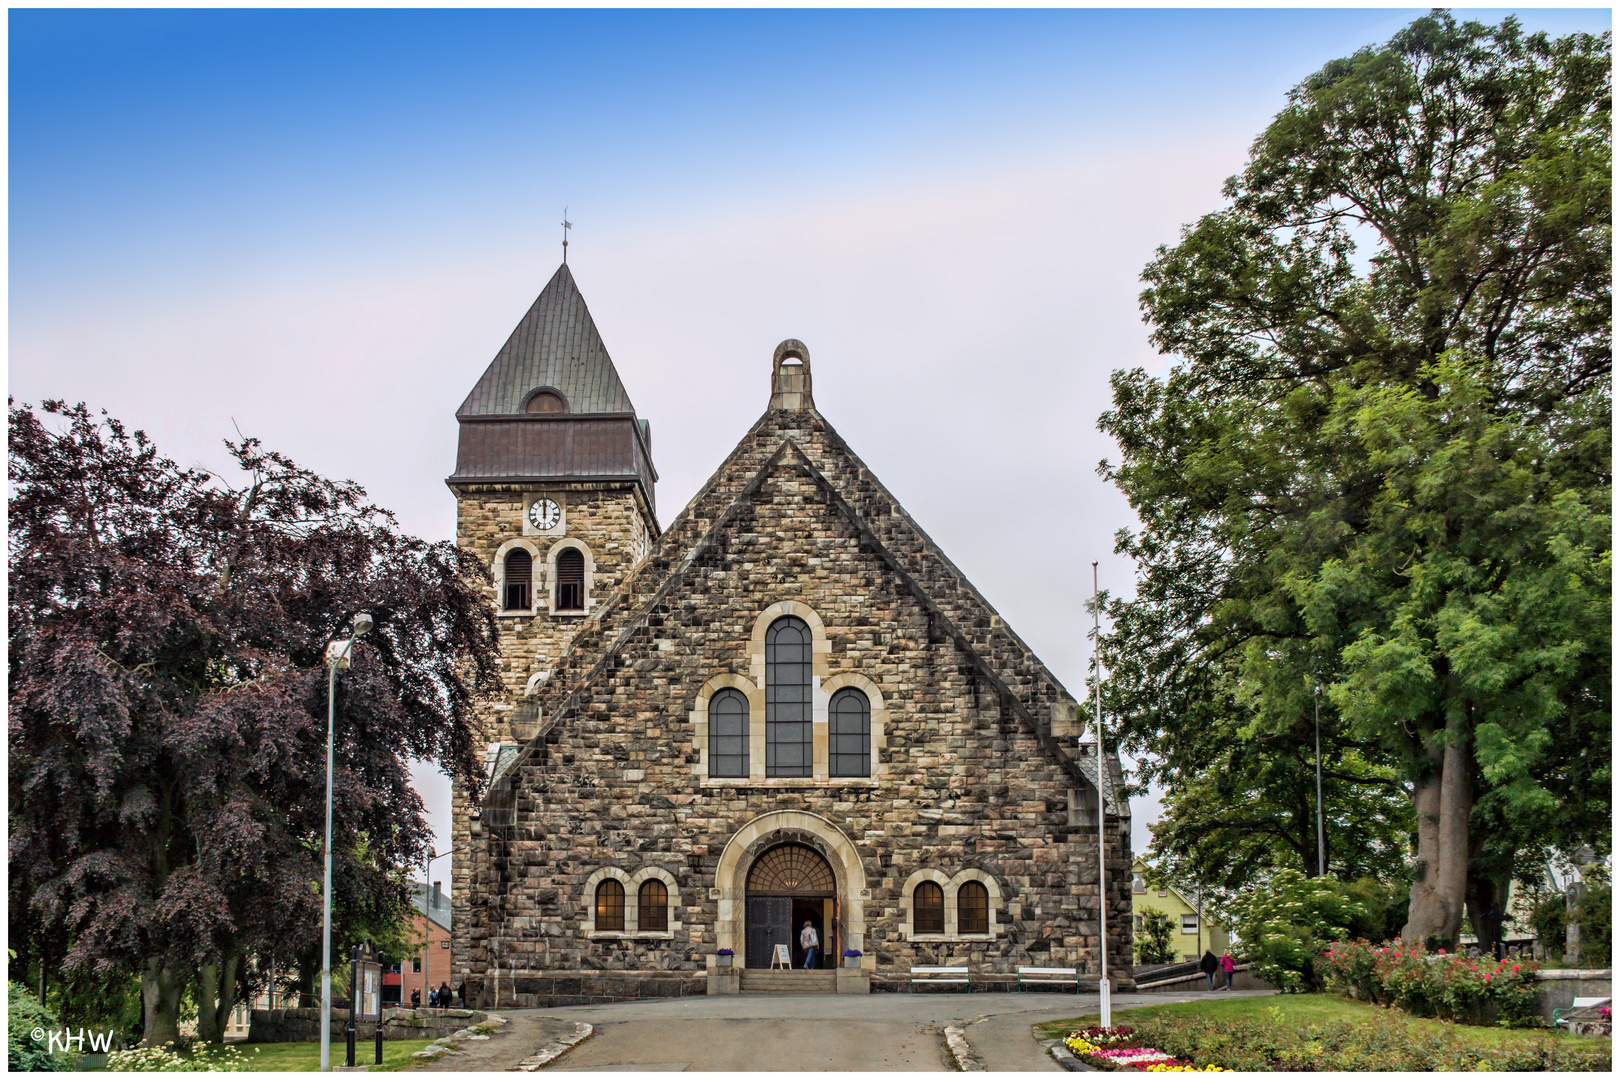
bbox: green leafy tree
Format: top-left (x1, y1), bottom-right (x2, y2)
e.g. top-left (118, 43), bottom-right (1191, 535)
top-left (1229, 870), bottom-right (1382, 992)
top-left (8, 981), bottom-right (67, 1072)
top-left (8, 401), bottom-right (502, 1045)
top-left (1135, 909), bottom-right (1178, 965)
top-left (1100, 12), bottom-right (1611, 952)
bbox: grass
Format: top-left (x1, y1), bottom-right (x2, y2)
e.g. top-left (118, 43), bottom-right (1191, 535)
top-left (1033, 993), bottom-right (1589, 1050)
top-left (169, 1038), bottom-right (440, 1072)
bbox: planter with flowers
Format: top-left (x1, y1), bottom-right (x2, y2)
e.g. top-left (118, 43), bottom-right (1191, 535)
top-left (715, 949), bottom-right (734, 968)
top-left (842, 949), bottom-right (862, 969)
top-left (1062, 1025), bottom-right (1229, 1073)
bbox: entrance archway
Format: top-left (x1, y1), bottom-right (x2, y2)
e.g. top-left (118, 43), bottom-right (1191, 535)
top-left (746, 843), bottom-right (836, 968)
top-left (713, 810), bottom-right (868, 972)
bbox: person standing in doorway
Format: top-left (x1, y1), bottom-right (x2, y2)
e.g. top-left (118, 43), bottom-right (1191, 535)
top-left (800, 920), bottom-right (820, 969)
top-left (1219, 950), bottom-right (1235, 990)
top-left (1200, 950), bottom-right (1218, 990)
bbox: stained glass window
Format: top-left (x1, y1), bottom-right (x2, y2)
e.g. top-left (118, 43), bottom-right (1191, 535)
top-left (747, 844), bottom-right (835, 896)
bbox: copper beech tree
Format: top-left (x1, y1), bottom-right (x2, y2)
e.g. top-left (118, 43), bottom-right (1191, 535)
top-left (8, 400), bottom-right (501, 1046)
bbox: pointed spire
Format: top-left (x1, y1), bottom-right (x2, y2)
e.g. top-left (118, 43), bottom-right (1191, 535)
top-left (456, 263), bottom-right (638, 418)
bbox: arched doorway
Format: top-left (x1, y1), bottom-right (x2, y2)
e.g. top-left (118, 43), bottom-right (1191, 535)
top-left (745, 843), bottom-right (837, 968)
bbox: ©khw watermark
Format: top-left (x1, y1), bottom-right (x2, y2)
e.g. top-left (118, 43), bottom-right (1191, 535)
top-left (30, 1027), bottom-right (118, 1054)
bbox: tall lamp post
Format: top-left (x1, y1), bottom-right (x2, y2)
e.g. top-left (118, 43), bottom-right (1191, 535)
top-left (421, 846), bottom-right (465, 1010)
top-left (1091, 562), bottom-right (1111, 1027)
top-left (1314, 683), bottom-right (1326, 879)
top-left (321, 613), bottom-right (372, 1073)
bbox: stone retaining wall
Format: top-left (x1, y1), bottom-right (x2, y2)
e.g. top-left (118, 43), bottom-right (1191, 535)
top-left (1532, 969), bottom-right (1611, 1023)
top-left (1137, 963), bottom-right (1273, 993)
top-left (246, 1007), bottom-right (486, 1044)
top-left (473, 970), bottom-right (705, 1009)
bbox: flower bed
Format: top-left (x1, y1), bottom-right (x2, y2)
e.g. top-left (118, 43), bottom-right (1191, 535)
top-left (1062, 1025), bottom-right (1231, 1072)
top-left (1320, 939), bottom-right (1542, 1026)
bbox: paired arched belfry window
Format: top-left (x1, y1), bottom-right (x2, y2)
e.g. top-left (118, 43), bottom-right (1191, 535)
top-left (638, 880), bottom-right (669, 932)
top-left (595, 879), bottom-right (625, 931)
top-left (829, 688), bottom-right (870, 777)
top-left (503, 549), bottom-right (532, 611)
top-left (708, 688), bottom-right (749, 778)
top-left (766, 617), bottom-right (812, 777)
top-left (556, 548), bottom-right (585, 611)
top-left (913, 881), bottom-right (945, 934)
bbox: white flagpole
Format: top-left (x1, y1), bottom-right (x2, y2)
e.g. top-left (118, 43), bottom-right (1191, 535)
top-left (1093, 561), bottom-right (1111, 1027)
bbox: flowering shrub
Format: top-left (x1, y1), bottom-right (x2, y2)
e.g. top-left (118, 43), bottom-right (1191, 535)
top-left (105, 1043), bottom-right (253, 1072)
top-left (1321, 939), bottom-right (1542, 1026)
top-left (1228, 870), bottom-right (1374, 992)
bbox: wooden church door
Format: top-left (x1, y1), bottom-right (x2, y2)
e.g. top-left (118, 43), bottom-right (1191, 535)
top-left (746, 897), bottom-right (791, 968)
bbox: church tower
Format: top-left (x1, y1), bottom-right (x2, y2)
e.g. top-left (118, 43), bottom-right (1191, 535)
top-left (446, 260), bottom-right (659, 761)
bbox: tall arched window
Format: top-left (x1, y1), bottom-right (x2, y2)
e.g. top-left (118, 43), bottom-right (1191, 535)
top-left (958, 880), bottom-right (989, 935)
top-left (913, 881), bottom-right (945, 935)
top-left (595, 879), bottom-right (625, 931)
top-left (556, 548), bottom-right (585, 611)
top-left (828, 688), bottom-right (870, 777)
top-left (708, 688), bottom-right (749, 777)
top-left (766, 616), bottom-right (812, 777)
top-left (638, 880), bottom-right (669, 932)
top-left (503, 549), bottom-right (532, 611)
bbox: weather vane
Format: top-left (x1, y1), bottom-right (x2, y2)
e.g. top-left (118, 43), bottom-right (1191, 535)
top-left (562, 208), bottom-right (572, 263)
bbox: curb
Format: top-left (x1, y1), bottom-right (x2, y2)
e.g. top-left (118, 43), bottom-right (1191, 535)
top-left (942, 1024), bottom-right (987, 1072)
top-left (511, 1022), bottom-right (594, 1072)
top-left (1046, 1039), bottom-right (1096, 1072)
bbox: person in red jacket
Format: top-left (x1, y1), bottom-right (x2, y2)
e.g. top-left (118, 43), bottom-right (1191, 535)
top-left (1219, 950), bottom-right (1236, 990)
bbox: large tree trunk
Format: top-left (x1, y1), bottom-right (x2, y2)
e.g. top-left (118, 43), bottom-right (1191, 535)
top-left (1402, 721), bottom-right (1471, 948)
top-left (1465, 868), bottom-right (1511, 956)
top-left (141, 956), bottom-right (186, 1048)
top-left (195, 953), bottom-right (241, 1045)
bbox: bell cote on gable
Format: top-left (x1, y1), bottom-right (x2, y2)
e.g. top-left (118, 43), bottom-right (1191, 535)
top-left (769, 339), bottom-right (814, 412)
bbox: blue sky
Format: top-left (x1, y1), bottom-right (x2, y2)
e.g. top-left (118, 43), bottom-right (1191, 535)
top-left (11, 6), bottom-right (1611, 863)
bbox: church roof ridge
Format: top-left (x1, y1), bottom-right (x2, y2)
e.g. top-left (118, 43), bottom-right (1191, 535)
top-left (456, 262), bottom-right (638, 418)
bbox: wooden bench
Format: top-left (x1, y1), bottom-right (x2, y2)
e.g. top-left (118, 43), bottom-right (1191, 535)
top-left (1552, 996), bottom-right (1610, 1027)
top-left (910, 966), bottom-right (971, 992)
top-left (1017, 966), bottom-right (1079, 993)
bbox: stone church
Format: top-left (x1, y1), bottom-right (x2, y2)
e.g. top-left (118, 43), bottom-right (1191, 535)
top-left (447, 263), bottom-right (1133, 1005)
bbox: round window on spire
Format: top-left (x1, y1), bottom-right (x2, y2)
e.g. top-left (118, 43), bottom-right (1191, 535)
top-left (525, 390), bottom-right (567, 414)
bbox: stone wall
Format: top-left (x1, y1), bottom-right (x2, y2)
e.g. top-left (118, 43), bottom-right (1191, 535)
top-left (246, 1007), bottom-right (486, 1043)
top-left (1532, 969), bottom-right (1612, 1023)
top-left (450, 405), bottom-right (1134, 1005)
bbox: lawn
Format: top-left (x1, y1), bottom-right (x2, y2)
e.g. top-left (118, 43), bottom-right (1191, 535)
top-left (228, 1039), bottom-right (438, 1071)
top-left (1034, 994), bottom-right (1612, 1070)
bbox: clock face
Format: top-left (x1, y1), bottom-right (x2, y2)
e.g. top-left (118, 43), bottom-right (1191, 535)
top-left (527, 499), bottom-right (561, 531)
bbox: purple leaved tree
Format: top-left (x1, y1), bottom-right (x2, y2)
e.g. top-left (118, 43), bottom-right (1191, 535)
top-left (8, 400), bottom-right (501, 1046)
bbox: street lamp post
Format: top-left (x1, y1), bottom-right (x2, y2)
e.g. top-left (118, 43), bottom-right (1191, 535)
top-left (321, 613), bottom-right (372, 1073)
top-left (420, 846), bottom-right (464, 1012)
top-left (1314, 683), bottom-right (1326, 879)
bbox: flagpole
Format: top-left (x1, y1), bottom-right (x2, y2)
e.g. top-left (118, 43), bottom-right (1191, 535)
top-left (1093, 561), bottom-right (1111, 1027)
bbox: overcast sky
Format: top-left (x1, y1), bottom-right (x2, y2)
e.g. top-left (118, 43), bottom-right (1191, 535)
top-left (11, 6), bottom-right (1610, 875)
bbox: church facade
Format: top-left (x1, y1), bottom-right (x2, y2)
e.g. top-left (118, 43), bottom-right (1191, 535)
top-left (447, 264), bottom-right (1133, 1005)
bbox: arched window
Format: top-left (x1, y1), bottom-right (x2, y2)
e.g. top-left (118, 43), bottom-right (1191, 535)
top-left (708, 688), bottom-right (749, 778)
top-left (958, 880), bottom-right (989, 935)
top-left (595, 879), bottom-right (625, 931)
top-left (828, 688), bottom-right (870, 777)
top-left (913, 881), bottom-right (945, 935)
top-left (638, 880), bottom-right (669, 932)
top-left (765, 617), bottom-right (812, 777)
top-left (556, 548), bottom-right (585, 611)
top-left (526, 390), bottom-right (566, 414)
top-left (503, 548), bottom-right (532, 611)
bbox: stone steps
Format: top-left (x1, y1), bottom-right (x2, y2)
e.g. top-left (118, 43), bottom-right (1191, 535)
top-left (739, 969), bottom-right (840, 994)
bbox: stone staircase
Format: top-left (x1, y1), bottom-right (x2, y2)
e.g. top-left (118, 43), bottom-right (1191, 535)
top-left (739, 968), bottom-right (840, 994)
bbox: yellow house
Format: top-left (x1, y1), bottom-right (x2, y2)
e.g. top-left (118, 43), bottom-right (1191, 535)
top-left (1131, 859), bottom-right (1229, 962)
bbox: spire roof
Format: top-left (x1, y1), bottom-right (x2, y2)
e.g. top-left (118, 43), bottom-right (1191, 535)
top-left (456, 263), bottom-right (638, 418)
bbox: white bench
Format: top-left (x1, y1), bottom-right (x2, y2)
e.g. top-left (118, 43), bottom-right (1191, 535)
top-left (1017, 965), bottom-right (1079, 992)
top-left (1553, 996), bottom-right (1611, 1027)
top-left (910, 966), bottom-right (971, 992)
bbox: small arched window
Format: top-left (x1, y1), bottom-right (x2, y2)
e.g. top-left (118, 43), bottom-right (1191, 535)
top-left (556, 548), bottom-right (585, 611)
top-left (914, 881), bottom-right (945, 935)
top-left (526, 390), bottom-right (566, 414)
top-left (958, 880), bottom-right (989, 935)
top-left (828, 688), bottom-right (870, 777)
top-left (708, 688), bottom-right (749, 778)
top-left (503, 549), bottom-right (532, 611)
top-left (595, 879), bottom-right (625, 931)
top-left (638, 880), bottom-right (669, 932)
top-left (765, 616), bottom-right (812, 777)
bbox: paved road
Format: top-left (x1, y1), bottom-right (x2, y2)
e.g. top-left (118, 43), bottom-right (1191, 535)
top-left (520, 990), bottom-right (1275, 1072)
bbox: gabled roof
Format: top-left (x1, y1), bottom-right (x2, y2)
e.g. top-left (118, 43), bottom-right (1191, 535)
top-left (410, 879), bottom-right (451, 933)
top-left (457, 263), bottom-right (638, 418)
top-left (492, 398), bottom-right (1126, 817)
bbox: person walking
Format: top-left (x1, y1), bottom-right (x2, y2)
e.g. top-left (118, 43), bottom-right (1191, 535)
top-left (1199, 950), bottom-right (1218, 990)
top-left (438, 982), bottom-right (452, 1010)
top-left (1219, 950), bottom-right (1236, 990)
top-left (411, 987), bottom-right (421, 1010)
top-left (800, 920), bottom-right (820, 970)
